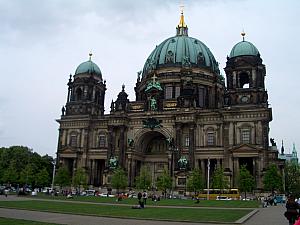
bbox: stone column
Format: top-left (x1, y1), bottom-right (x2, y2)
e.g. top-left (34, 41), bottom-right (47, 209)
top-left (175, 123), bottom-right (182, 170)
top-left (189, 124), bottom-right (195, 169)
top-left (200, 159), bottom-right (205, 178)
top-left (107, 126), bottom-right (114, 162)
top-left (233, 157), bottom-right (239, 187)
top-left (119, 126), bottom-right (125, 168)
top-left (217, 159), bottom-right (221, 168)
top-left (127, 156), bottom-right (132, 186)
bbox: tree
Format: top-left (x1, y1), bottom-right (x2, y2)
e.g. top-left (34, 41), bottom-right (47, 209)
top-left (111, 167), bottom-right (127, 194)
top-left (55, 166), bottom-right (71, 189)
top-left (211, 166), bottom-right (229, 193)
top-left (135, 165), bottom-right (152, 190)
top-left (238, 165), bottom-right (255, 199)
top-left (285, 161), bottom-right (300, 195)
top-left (72, 168), bottom-right (88, 192)
top-left (2, 161), bottom-right (19, 185)
top-left (156, 168), bottom-right (172, 198)
top-left (263, 164), bottom-right (283, 194)
top-left (35, 168), bottom-right (50, 188)
top-left (0, 146), bottom-right (53, 188)
top-left (187, 168), bottom-right (204, 195)
top-left (19, 163), bottom-right (35, 186)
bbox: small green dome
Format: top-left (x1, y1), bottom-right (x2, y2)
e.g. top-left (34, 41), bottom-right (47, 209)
top-left (75, 57), bottom-right (102, 78)
top-left (229, 40), bottom-right (260, 58)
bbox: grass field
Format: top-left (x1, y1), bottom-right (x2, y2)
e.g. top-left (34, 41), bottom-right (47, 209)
top-left (0, 217), bottom-right (61, 225)
top-left (0, 200), bottom-right (252, 223)
top-left (31, 194), bottom-right (260, 208)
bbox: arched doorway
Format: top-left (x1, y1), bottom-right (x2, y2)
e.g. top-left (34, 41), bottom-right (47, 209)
top-left (134, 131), bottom-right (169, 189)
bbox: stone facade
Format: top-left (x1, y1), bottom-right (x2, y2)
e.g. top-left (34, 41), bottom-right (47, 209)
top-left (56, 16), bottom-right (284, 192)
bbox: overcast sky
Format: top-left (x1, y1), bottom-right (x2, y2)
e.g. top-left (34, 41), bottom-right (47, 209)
top-left (0, 0), bottom-right (299, 157)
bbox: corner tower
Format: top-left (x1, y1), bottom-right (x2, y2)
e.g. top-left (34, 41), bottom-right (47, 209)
top-left (64, 54), bottom-right (106, 116)
top-left (224, 32), bottom-right (268, 107)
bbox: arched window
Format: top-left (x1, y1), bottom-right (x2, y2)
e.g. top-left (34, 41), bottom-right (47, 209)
top-left (241, 128), bottom-right (251, 144)
top-left (205, 127), bottom-right (216, 146)
top-left (239, 72), bottom-right (250, 88)
top-left (99, 134), bottom-right (106, 148)
top-left (207, 132), bottom-right (215, 146)
top-left (70, 132), bottom-right (78, 147)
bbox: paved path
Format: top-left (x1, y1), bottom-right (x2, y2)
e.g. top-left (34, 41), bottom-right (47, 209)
top-left (0, 196), bottom-right (289, 225)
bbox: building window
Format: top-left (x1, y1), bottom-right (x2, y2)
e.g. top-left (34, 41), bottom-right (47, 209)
top-left (175, 86), bottom-right (180, 98)
top-left (185, 136), bottom-right (189, 147)
top-left (99, 135), bottom-right (106, 148)
top-left (207, 132), bottom-right (215, 146)
top-left (239, 72), bottom-right (250, 88)
top-left (178, 178), bottom-right (186, 186)
top-left (241, 129), bottom-right (251, 143)
top-left (165, 86), bottom-right (173, 99)
top-left (198, 87), bottom-right (205, 107)
top-left (70, 134), bottom-right (77, 147)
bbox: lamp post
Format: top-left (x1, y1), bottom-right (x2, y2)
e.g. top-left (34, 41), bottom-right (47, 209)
top-left (168, 138), bottom-right (177, 196)
top-left (207, 158), bottom-right (210, 200)
top-left (51, 159), bottom-right (56, 192)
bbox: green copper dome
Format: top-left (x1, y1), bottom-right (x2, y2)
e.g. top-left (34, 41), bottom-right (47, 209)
top-left (229, 40), bottom-right (260, 58)
top-left (75, 55), bottom-right (102, 78)
top-left (142, 13), bottom-right (219, 77)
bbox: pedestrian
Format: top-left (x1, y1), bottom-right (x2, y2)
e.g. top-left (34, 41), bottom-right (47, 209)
top-left (137, 192), bottom-right (144, 208)
top-left (142, 191), bottom-right (148, 205)
top-left (284, 195), bottom-right (299, 225)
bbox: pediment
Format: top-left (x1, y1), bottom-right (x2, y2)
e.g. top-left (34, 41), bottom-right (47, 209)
top-left (231, 144), bottom-right (261, 153)
top-left (60, 147), bottom-right (76, 154)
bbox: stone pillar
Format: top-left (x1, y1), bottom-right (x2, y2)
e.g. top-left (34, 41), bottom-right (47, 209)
top-left (189, 124), bottom-right (195, 169)
top-left (107, 126), bottom-right (114, 161)
top-left (200, 159), bottom-right (205, 178)
top-left (127, 156), bottom-right (132, 186)
top-left (131, 160), bottom-right (136, 186)
top-left (175, 123), bottom-right (182, 170)
top-left (223, 122), bottom-right (229, 169)
top-left (119, 126), bottom-right (125, 168)
top-left (217, 159), bottom-right (221, 168)
top-left (233, 157), bottom-right (239, 187)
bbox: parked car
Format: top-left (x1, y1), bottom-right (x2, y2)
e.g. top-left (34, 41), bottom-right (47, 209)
top-left (216, 196), bottom-right (232, 200)
top-left (98, 193), bottom-right (115, 197)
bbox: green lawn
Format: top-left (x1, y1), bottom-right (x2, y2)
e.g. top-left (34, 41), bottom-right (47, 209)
top-left (32, 194), bottom-right (259, 208)
top-left (0, 217), bottom-right (61, 225)
top-left (0, 200), bottom-right (252, 223)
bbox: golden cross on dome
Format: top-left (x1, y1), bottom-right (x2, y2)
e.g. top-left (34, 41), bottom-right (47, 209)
top-left (178, 4), bottom-right (186, 28)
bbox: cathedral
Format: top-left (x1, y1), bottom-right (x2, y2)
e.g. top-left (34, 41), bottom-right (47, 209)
top-left (56, 12), bottom-right (284, 192)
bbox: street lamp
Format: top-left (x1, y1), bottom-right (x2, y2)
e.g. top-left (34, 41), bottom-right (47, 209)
top-left (207, 158), bottom-right (210, 200)
top-left (51, 159), bottom-right (56, 192)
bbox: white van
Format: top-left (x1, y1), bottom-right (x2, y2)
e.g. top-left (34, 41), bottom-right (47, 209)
top-left (216, 196), bottom-right (232, 200)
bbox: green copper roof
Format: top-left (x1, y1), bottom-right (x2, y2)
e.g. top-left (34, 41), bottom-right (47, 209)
top-left (142, 35), bottom-right (219, 77)
top-left (229, 40), bottom-right (260, 58)
top-left (75, 59), bottom-right (102, 77)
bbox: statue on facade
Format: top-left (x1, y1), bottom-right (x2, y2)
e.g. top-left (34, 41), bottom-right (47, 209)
top-left (178, 156), bottom-right (188, 170)
top-left (61, 106), bottom-right (65, 116)
top-left (150, 97), bottom-right (157, 111)
top-left (109, 156), bottom-right (118, 169)
top-left (270, 138), bottom-right (276, 146)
